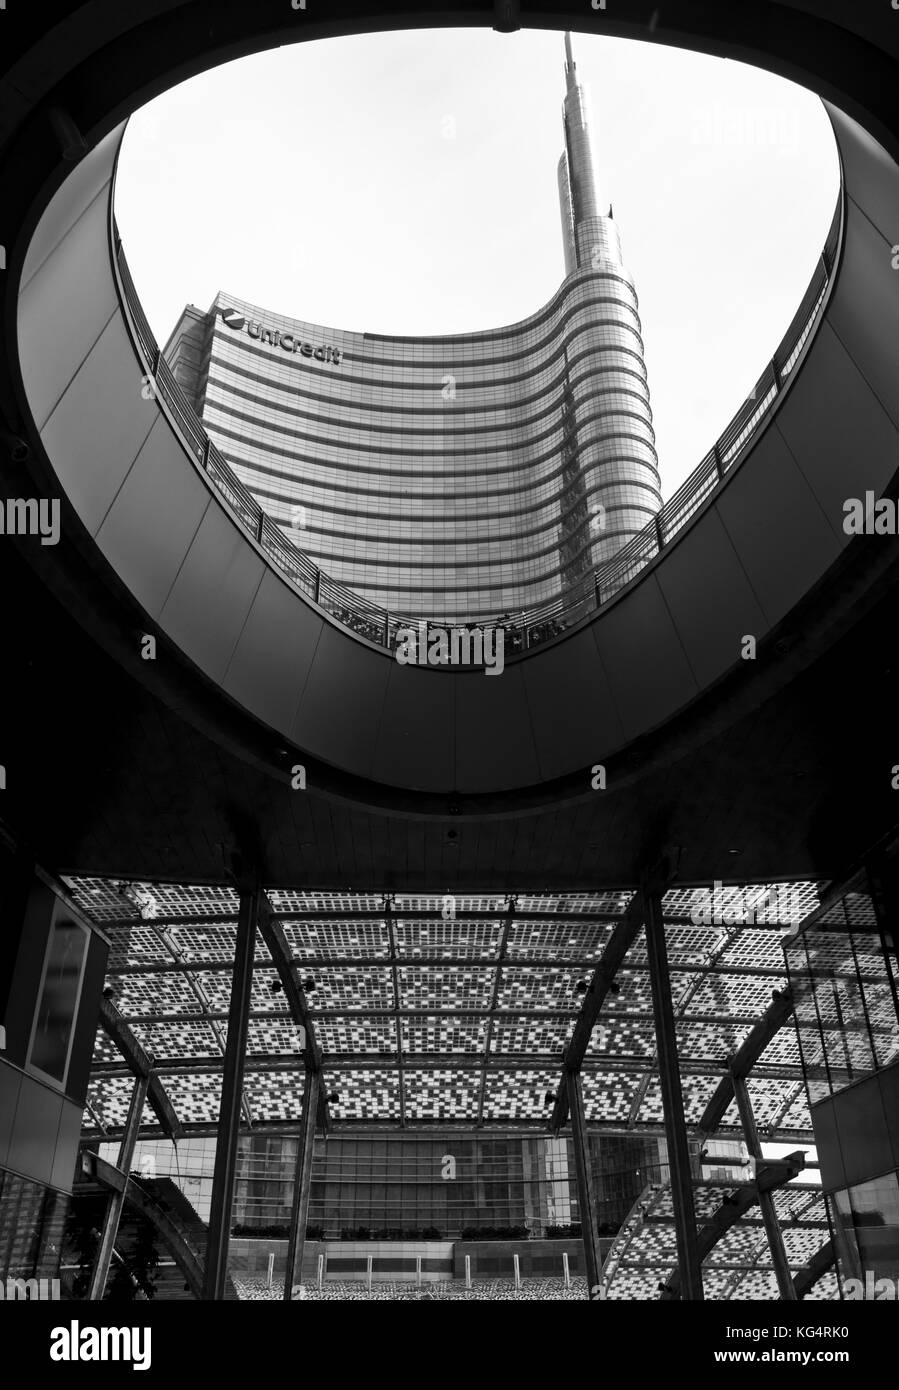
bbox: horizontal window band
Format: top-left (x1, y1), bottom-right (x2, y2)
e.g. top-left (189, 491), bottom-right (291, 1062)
top-left (302, 534), bottom-right (651, 595)
top-left (217, 426), bottom-right (662, 501)
top-left (205, 392), bottom-right (660, 471)
top-left (204, 358), bottom-right (653, 440)
top-left (262, 499), bottom-right (662, 555)
top-left (258, 494), bottom-right (663, 540)
top-left (273, 509), bottom-right (660, 573)
top-left (214, 322), bottom-right (649, 402)
top-left (204, 341), bottom-right (651, 423)
top-left (204, 393), bottom-right (658, 465)
top-left (217, 267), bottom-right (639, 362)
top-left (246, 464), bottom-right (664, 525)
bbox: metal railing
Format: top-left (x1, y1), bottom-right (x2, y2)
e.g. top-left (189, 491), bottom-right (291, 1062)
top-left (113, 196), bottom-right (841, 662)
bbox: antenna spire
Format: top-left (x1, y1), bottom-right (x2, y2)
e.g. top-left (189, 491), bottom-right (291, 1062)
top-left (564, 31), bottom-right (576, 83)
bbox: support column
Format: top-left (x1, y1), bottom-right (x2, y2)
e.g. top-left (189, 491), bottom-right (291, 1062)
top-left (283, 1066), bottom-right (321, 1300)
top-left (87, 1071), bottom-right (149, 1300)
top-left (643, 884), bottom-right (704, 1300)
top-left (203, 887), bottom-right (258, 1300)
top-left (866, 859), bottom-right (899, 1025)
top-left (732, 1073), bottom-right (796, 1300)
top-left (567, 1069), bottom-right (601, 1295)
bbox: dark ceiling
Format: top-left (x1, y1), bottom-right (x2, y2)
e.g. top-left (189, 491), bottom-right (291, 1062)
top-left (1, 516), bottom-right (897, 890)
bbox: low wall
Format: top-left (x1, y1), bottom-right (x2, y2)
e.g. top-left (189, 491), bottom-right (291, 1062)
top-left (228, 1237), bottom-right (606, 1284)
top-left (324, 1241), bottom-right (454, 1282)
top-left (228, 1238), bottom-right (324, 1283)
top-left (454, 1239), bottom-right (612, 1280)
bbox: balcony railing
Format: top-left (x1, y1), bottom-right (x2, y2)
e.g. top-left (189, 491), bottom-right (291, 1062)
top-left (112, 195), bottom-right (841, 663)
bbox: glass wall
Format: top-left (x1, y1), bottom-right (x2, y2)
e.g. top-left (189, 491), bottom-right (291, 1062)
top-left (785, 863), bottom-right (899, 1292)
top-left (785, 880), bottom-right (899, 1096)
top-left (830, 1172), bottom-right (899, 1283)
top-left (0, 1170), bottom-right (68, 1285)
top-left (101, 1131), bottom-right (663, 1241)
top-left (166, 265), bottom-right (662, 627)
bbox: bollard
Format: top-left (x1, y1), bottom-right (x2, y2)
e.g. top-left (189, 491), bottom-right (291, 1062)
top-left (317, 1253), bottom-right (324, 1290)
top-left (465, 1254), bottom-right (471, 1290)
top-left (367, 1254), bottom-right (373, 1292)
top-left (416, 1255), bottom-right (422, 1287)
top-left (562, 1252), bottom-right (571, 1290)
top-left (513, 1253), bottom-right (521, 1290)
top-left (266, 1252), bottom-right (274, 1290)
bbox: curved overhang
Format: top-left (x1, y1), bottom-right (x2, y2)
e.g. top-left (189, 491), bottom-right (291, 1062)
top-left (10, 101), bottom-right (895, 799)
top-left (2, 4), bottom-right (899, 885)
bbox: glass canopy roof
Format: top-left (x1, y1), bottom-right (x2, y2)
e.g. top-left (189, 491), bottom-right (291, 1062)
top-left (600, 1181), bottom-right (837, 1301)
top-left (65, 879), bottom-right (836, 1139)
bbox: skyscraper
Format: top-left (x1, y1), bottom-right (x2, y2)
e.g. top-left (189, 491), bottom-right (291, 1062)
top-left (165, 35), bottom-right (662, 626)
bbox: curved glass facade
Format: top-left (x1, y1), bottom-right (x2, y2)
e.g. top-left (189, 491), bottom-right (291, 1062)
top-left (165, 36), bottom-right (662, 625)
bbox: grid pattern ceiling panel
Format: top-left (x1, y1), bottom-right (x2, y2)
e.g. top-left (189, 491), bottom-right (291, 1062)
top-left (69, 881), bottom-right (832, 1135)
top-left (281, 920), bottom-right (390, 960)
top-left (395, 920), bottom-right (503, 960)
top-left (603, 1182), bottom-right (830, 1301)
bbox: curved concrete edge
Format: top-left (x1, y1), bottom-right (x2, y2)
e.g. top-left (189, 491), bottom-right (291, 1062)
top-left (13, 105), bottom-right (899, 796)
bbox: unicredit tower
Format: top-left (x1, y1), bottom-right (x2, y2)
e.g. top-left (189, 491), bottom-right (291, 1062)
top-left (166, 34), bottom-right (663, 625)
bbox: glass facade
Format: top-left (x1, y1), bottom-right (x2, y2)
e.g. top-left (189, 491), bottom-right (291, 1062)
top-left (786, 864), bottom-right (899, 1292)
top-left (75, 879), bottom-right (825, 1132)
top-left (165, 37), bottom-right (662, 625)
top-left (785, 877), bottom-right (899, 1098)
top-left (831, 1173), bottom-right (899, 1284)
top-left (69, 877), bottom-right (844, 1297)
top-left (0, 1170), bottom-right (68, 1285)
top-left (99, 1131), bottom-right (663, 1241)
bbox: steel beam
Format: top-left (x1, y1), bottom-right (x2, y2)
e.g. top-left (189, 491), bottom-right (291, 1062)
top-left (79, 1116), bottom-right (817, 1144)
top-left (659, 1153), bottom-right (805, 1300)
top-left (283, 1068), bottom-right (321, 1300)
top-left (477, 895), bottom-right (516, 1126)
top-left (88, 1053), bottom-right (812, 1080)
top-left (793, 1239), bottom-right (834, 1299)
top-left (769, 1080), bottom-right (806, 1133)
top-left (110, 1004), bottom-right (833, 1027)
top-left (549, 891), bottom-right (645, 1131)
top-left (106, 956), bottom-right (809, 978)
top-left (643, 882), bottom-right (703, 1300)
top-left (866, 857), bottom-right (899, 1024)
top-left (698, 987), bottom-right (794, 1134)
top-left (203, 888), bottom-right (258, 1300)
top-left (383, 895), bottom-right (405, 1128)
top-left (98, 907), bottom-right (704, 931)
top-left (98, 995), bottom-right (182, 1138)
top-left (732, 1073), bottom-right (797, 1300)
top-left (257, 892), bottom-right (329, 1131)
top-left (567, 1070), bottom-right (602, 1295)
top-left (86, 1072), bottom-right (148, 1300)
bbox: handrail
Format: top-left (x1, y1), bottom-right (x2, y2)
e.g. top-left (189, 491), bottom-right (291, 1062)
top-left (113, 195), bottom-right (841, 662)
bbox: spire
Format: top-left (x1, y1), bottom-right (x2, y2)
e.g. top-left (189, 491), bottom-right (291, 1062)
top-left (558, 31), bottom-right (605, 269)
top-left (564, 31), bottom-right (576, 86)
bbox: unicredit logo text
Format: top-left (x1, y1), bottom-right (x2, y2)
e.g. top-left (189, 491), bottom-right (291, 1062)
top-left (220, 306), bottom-right (342, 364)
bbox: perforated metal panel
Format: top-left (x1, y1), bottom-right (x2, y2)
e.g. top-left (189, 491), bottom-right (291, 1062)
top-left (71, 879), bottom-right (825, 1135)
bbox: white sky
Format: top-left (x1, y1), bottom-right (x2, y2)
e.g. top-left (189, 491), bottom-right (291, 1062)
top-left (114, 28), bottom-right (840, 497)
top-left (763, 1143), bottom-right (820, 1185)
